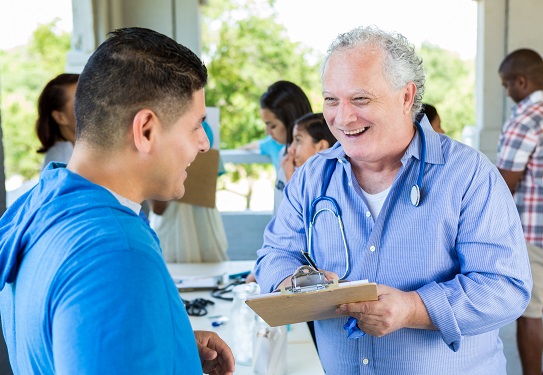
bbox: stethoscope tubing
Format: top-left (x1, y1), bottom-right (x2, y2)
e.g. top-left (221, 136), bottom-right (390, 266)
top-left (307, 121), bottom-right (427, 280)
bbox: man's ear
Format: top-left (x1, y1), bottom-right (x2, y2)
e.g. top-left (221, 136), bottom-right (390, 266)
top-left (315, 139), bottom-right (330, 152)
top-left (516, 75), bottom-right (530, 90)
top-left (402, 82), bottom-right (416, 115)
top-left (132, 109), bottom-right (159, 154)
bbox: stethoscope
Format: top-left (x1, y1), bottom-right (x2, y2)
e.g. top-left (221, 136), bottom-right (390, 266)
top-left (306, 121), bottom-right (427, 280)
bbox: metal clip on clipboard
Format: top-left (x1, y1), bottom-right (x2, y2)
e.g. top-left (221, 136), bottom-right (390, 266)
top-left (280, 265), bottom-right (339, 294)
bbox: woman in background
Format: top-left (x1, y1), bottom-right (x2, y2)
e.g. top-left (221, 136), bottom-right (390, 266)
top-left (241, 81), bottom-right (313, 213)
top-left (35, 73), bottom-right (79, 169)
top-left (418, 103), bottom-right (445, 134)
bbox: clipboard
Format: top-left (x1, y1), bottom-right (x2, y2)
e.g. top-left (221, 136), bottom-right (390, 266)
top-left (172, 272), bottom-right (227, 292)
top-left (245, 278), bottom-right (378, 327)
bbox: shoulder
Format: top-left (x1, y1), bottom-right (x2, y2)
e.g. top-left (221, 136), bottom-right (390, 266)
top-left (260, 136), bottom-right (283, 154)
top-left (32, 174), bottom-right (161, 265)
top-left (511, 91), bottom-right (543, 127)
top-left (441, 136), bottom-right (495, 173)
top-left (439, 136), bottom-right (506, 195)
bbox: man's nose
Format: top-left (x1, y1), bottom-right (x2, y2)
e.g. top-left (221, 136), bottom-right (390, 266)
top-left (335, 102), bottom-right (357, 126)
top-left (199, 129), bottom-right (210, 152)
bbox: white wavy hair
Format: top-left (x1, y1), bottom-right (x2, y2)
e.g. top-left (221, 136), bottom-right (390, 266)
top-left (322, 25), bottom-right (426, 120)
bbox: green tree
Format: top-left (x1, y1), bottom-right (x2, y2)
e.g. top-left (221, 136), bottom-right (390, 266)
top-left (202, 0), bottom-right (322, 149)
top-left (418, 43), bottom-right (475, 140)
top-left (0, 19), bottom-right (71, 180)
top-left (202, 0), bottom-right (323, 209)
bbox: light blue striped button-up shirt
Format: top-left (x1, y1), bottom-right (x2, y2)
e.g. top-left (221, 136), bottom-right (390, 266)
top-left (254, 118), bottom-right (532, 375)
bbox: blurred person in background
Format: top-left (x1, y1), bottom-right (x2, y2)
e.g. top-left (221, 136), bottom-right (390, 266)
top-left (241, 80), bottom-right (312, 213)
top-left (496, 48), bottom-right (543, 375)
top-left (35, 73), bottom-right (79, 169)
top-left (417, 103), bottom-right (444, 134)
top-left (282, 112), bottom-right (337, 182)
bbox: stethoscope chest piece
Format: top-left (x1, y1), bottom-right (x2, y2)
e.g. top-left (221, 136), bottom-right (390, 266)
top-left (410, 184), bottom-right (421, 207)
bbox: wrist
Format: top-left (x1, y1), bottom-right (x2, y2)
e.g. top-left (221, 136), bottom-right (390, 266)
top-left (406, 291), bottom-right (435, 330)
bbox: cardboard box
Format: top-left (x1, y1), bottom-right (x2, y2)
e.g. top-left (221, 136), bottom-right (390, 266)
top-left (177, 149), bottom-right (220, 208)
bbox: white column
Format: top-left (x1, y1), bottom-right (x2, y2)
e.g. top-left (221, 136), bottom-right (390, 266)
top-left (66, 0), bottom-right (203, 73)
top-left (65, 0), bottom-right (96, 73)
top-left (474, 0), bottom-right (543, 163)
top-left (174, 0), bottom-right (202, 56)
top-left (474, 0), bottom-right (507, 163)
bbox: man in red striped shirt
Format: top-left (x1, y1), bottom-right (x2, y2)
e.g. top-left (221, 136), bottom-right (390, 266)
top-left (497, 48), bottom-right (543, 375)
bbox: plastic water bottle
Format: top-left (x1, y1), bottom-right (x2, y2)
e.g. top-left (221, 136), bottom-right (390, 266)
top-left (252, 316), bottom-right (287, 375)
top-left (230, 282), bottom-right (260, 366)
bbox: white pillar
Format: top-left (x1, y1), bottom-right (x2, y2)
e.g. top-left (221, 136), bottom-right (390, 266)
top-left (174, 0), bottom-right (202, 56)
top-left (66, 0), bottom-right (203, 73)
top-left (474, 0), bottom-right (507, 163)
top-left (475, 0), bottom-right (543, 163)
top-left (65, 0), bottom-right (95, 73)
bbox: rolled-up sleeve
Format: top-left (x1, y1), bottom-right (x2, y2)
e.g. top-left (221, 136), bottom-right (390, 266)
top-left (417, 162), bottom-right (532, 351)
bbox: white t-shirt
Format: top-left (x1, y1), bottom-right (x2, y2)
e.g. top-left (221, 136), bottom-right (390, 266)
top-left (361, 186), bottom-right (391, 219)
top-left (42, 141), bottom-right (74, 170)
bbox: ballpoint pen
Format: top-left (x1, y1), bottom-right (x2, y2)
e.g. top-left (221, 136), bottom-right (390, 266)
top-left (302, 251), bottom-right (318, 270)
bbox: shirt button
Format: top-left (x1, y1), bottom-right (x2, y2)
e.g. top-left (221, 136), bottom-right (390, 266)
top-left (362, 358), bottom-right (369, 365)
top-left (369, 245), bottom-right (376, 252)
top-left (365, 211), bottom-right (371, 217)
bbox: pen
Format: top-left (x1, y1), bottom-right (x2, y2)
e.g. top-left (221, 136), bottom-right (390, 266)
top-left (302, 251), bottom-right (318, 270)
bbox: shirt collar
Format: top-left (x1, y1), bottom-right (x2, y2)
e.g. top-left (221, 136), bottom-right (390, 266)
top-left (514, 90), bottom-right (543, 115)
top-left (319, 114), bottom-right (444, 166)
top-left (403, 114), bottom-right (444, 166)
top-left (106, 188), bottom-right (142, 214)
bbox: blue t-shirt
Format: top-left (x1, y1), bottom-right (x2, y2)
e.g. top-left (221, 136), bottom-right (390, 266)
top-left (203, 120), bottom-right (225, 176)
top-left (0, 164), bottom-right (202, 374)
top-left (259, 136), bottom-right (284, 171)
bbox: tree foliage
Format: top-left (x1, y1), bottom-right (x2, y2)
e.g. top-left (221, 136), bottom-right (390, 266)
top-left (201, 3), bottom-right (475, 147)
top-left (202, 0), bottom-right (323, 149)
top-left (1, 19), bottom-right (71, 179)
top-left (0, 7), bottom-right (476, 188)
top-left (418, 43), bottom-right (475, 140)
top-left (202, 0), bottom-right (325, 207)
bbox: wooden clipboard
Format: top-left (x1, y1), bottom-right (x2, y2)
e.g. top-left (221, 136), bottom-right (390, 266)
top-left (245, 282), bottom-right (378, 327)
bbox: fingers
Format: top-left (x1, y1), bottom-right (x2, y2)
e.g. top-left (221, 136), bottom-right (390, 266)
top-left (199, 345), bottom-right (218, 361)
top-left (322, 270), bottom-right (339, 281)
top-left (201, 357), bottom-right (219, 373)
top-left (195, 330), bottom-right (236, 374)
top-left (336, 285), bottom-right (432, 336)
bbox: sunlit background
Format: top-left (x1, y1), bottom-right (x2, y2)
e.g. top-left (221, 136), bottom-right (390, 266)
top-left (0, 0), bottom-right (478, 212)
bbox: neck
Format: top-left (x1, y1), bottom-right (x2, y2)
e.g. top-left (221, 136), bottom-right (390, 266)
top-left (352, 158), bottom-right (403, 194)
top-left (59, 127), bottom-right (75, 144)
top-left (67, 143), bottom-right (143, 203)
top-left (351, 124), bottom-right (415, 194)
